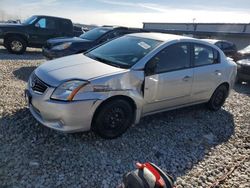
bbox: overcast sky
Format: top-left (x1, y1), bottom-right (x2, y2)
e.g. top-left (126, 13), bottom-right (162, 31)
top-left (1, 0), bottom-right (250, 26)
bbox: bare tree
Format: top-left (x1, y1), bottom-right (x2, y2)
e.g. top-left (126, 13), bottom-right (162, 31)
top-left (0, 9), bottom-right (7, 22)
top-left (0, 9), bottom-right (20, 22)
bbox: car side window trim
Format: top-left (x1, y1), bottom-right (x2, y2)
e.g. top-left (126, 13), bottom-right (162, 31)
top-left (145, 42), bottom-right (192, 76)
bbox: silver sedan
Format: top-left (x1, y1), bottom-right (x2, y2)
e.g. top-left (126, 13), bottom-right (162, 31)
top-left (26, 33), bottom-right (237, 138)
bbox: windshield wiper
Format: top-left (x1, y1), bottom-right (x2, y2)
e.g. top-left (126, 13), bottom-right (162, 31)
top-left (87, 54), bottom-right (121, 68)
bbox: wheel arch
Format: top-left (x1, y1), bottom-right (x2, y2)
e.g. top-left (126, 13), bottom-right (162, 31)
top-left (4, 33), bottom-right (28, 45)
top-left (91, 95), bottom-right (138, 129)
top-left (219, 81), bottom-right (229, 93)
top-left (208, 81), bottom-right (230, 103)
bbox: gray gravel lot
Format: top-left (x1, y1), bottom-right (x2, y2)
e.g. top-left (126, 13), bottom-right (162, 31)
top-left (0, 47), bottom-right (249, 187)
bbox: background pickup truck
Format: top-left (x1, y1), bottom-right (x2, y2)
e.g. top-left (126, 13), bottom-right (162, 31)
top-left (0, 15), bottom-right (84, 54)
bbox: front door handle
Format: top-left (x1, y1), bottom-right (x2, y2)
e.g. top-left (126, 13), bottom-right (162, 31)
top-left (182, 76), bottom-right (192, 82)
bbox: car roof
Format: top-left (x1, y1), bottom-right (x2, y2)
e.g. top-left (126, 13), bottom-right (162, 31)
top-left (96, 26), bottom-right (145, 33)
top-left (33, 15), bottom-right (71, 21)
top-left (127, 32), bottom-right (192, 42)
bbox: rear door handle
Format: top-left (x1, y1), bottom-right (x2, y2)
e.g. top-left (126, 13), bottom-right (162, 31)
top-left (182, 76), bottom-right (192, 82)
top-left (214, 70), bottom-right (222, 76)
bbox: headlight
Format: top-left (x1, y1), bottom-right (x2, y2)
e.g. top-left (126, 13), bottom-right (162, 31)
top-left (52, 42), bottom-right (72, 50)
top-left (51, 80), bottom-right (89, 101)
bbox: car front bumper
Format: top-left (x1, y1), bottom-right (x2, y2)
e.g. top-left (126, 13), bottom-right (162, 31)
top-left (25, 86), bottom-right (101, 133)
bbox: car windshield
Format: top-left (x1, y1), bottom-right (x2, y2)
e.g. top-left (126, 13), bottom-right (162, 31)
top-left (22, 16), bottom-right (37, 25)
top-left (80, 27), bottom-right (111, 41)
top-left (85, 36), bottom-right (162, 68)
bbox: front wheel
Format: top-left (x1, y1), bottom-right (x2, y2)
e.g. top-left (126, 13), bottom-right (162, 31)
top-left (207, 85), bottom-right (228, 111)
top-left (92, 99), bottom-right (134, 139)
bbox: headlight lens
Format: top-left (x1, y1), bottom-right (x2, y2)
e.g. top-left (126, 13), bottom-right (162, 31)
top-left (51, 80), bottom-right (88, 101)
top-left (52, 42), bottom-right (72, 50)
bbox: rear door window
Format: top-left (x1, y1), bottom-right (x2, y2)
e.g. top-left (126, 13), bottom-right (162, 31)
top-left (60, 20), bottom-right (72, 32)
top-left (194, 44), bottom-right (220, 66)
top-left (46, 18), bottom-right (56, 29)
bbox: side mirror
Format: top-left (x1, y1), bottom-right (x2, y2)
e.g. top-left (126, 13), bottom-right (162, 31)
top-left (35, 23), bottom-right (40, 28)
top-left (145, 59), bottom-right (157, 76)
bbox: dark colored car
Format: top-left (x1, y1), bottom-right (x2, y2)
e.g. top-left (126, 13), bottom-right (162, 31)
top-left (236, 59), bottom-right (250, 83)
top-left (73, 26), bottom-right (87, 37)
top-left (42, 26), bottom-right (146, 59)
top-left (236, 45), bottom-right (250, 61)
top-left (0, 15), bottom-right (83, 54)
top-left (202, 39), bottom-right (238, 60)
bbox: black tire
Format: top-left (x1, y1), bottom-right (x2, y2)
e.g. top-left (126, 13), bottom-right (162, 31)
top-left (6, 36), bottom-right (27, 54)
top-left (92, 99), bottom-right (134, 139)
top-left (207, 85), bottom-right (228, 111)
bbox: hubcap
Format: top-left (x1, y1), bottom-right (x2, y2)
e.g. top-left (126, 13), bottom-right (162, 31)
top-left (104, 107), bottom-right (126, 129)
top-left (11, 41), bottom-right (23, 52)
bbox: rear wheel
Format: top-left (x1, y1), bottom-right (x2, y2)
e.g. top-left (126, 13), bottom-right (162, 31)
top-left (92, 99), bottom-right (134, 139)
top-left (207, 85), bottom-right (228, 111)
top-left (6, 36), bottom-right (27, 54)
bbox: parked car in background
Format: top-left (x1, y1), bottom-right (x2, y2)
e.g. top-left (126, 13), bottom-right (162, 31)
top-left (236, 45), bottom-right (250, 60)
top-left (26, 33), bottom-right (237, 139)
top-left (42, 26), bottom-right (146, 59)
top-left (236, 59), bottom-right (250, 83)
top-left (0, 15), bottom-right (84, 54)
top-left (202, 39), bottom-right (238, 60)
top-left (6, 19), bottom-right (21, 24)
top-left (73, 25), bottom-right (86, 37)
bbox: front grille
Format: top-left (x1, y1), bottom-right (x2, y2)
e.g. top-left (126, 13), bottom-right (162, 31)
top-left (30, 74), bottom-right (49, 94)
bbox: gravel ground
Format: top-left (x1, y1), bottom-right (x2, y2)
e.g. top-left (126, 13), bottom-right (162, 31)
top-left (0, 47), bottom-right (249, 187)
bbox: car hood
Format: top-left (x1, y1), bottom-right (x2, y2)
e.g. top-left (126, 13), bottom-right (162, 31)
top-left (35, 54), bottom-right (127, 87)
top-left (47, 37), bottom-right (91, 45)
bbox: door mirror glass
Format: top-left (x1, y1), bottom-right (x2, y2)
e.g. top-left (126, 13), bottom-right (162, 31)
top-left (194, 44), bottom-right (220, 66)
top-left (35, 22), bottom-right (40, 28)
